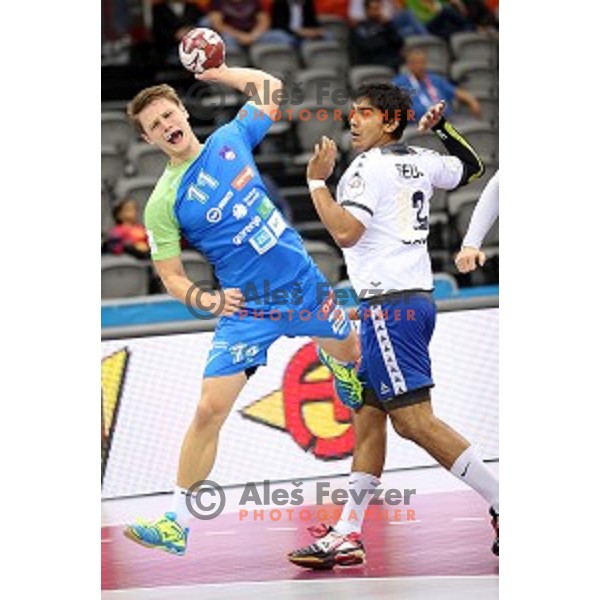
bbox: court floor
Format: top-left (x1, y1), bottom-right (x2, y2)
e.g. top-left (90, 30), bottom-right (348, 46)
top-left (102, 463), bottom-right (499, 599)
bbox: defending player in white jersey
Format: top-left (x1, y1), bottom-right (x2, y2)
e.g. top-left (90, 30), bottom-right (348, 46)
top-left (288, 84), bottom-right (499, 569)
top-left (455, 170), bottom-right (499, 273)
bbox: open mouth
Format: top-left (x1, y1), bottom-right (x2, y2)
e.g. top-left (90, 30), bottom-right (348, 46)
top-left (166, 130), bottom-right (184, 145)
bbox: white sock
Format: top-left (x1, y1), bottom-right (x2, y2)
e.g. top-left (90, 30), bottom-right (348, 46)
top-left (450, 446), bottom-right (499, 513)
top-left (171, 486), bottom-right (193, 528)
top-left (335, 472), bottom-right (380, 535)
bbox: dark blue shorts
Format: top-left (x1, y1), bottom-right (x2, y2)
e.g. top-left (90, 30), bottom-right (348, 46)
top-left (357, 291), bottom-right (436, 402)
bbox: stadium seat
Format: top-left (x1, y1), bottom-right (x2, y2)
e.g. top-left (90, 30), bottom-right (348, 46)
top-left (281, 186), bottom-right (316, 222)
top-left (303, 240), bottom-right (343, 284)
top-left (404, 35), bottom-right (451, 76)
top-left (447, 187), bottom-right (481, 217)
top-left (348, 65), bottom-right (395, 94)
top-left (450, 32), bottom-right (498, 67)
top-left (225, 45), bottom-right (249, 68)
top-left (101, 145), bottom-right (125, 186)
top-left (114, 176), bottom-right (157, 213)
top-left (290, 102), bottom-right (346, 164)
top-left (249, 43), bottom-right (301, 83)
top-left (403, 127), bottom-right (446, 153)
top-left (318, 14), bottom-right (350, 45)
top-left (301, 40), bottom-right (349, 72)
top-left (450, 61), bottom-right (497, 96)
top-left (457, 123), bottom-right (498, 162)
top-left (101, 112), bottom-right (136, 153)
top-left (101, 186), bottom-right (113, 237)
top-left (101, 255), bottom-right (150, 299)
top-left (127, 143), bottom-right (168, 179)
top-left (293, 68), bottom-right (349, 105)
top-left (180, 250), bottom-right (214, 287)
top-left (430, 187), bottom-right (448, 214)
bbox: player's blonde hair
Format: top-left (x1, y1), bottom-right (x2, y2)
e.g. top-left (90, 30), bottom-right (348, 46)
top-left (127, 84), bottom-right (184, 134)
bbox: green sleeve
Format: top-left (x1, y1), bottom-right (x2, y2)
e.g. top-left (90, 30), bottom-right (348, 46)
top-left (144, 189), bottom-right (181, 261)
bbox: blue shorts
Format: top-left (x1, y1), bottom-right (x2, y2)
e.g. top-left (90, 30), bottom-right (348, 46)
top-left (357, 291), bottom-right (436, 403)
top-left (204, 266), bottom-right (351, 377)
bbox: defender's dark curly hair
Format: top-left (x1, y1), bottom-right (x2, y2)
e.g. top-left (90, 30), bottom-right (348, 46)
top-left (353, 83), bottom-right (414, 139)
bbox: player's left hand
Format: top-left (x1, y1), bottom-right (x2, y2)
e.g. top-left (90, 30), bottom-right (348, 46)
top-left (418, 99), bottom-right (447, 132)
top-left (455, 246), bottom-right (487, 273)
top-left (194, 64), bottom-right (228, 82)
top-left (307, 136), bottom-right (337, 181)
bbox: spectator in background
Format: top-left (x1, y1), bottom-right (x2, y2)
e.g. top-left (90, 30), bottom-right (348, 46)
top-left (393, 48), bottom-right (481, 120)
top-left (349, 0), bottom-right (427, 38)
top-left (350, 0), bottom-right (404, 71)
top-left (404, 0), bottom-right (474, 40)
top-left (208, 0), bottom-right (291, 49)
top-left (462, 0), bottom-right (498, 31)
top-left (103, 198), bottom-right (150, 259)
top-left (269, 0), bottom-right (329, 46)
top-left (152, 0), bottom-right (207, 65)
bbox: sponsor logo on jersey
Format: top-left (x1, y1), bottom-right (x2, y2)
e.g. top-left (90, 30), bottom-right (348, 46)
top-left (380, 382), bottom-right (390, 395)
top-left (345, 173), bottom-right (365, 199)
top-left (207, 207), bottom-right (222, 223)
top-left (232, 203), bottom-right (248, 220)
top-left (256, 196), bottom-right (275, 220)
top-left (242, 188), bottom-right (261, 206)
top-left (232, 215), bottom-right (261, 245)
top-left (219, 145), bottom-right (236, 160)
top-left (232, 166), bottom-right (255, 191)
top-left (249, 226), bottom-right (277, 254)
top-left (218, 190), bottom-right (234, 210)
top-left (267, 211), bottom-right (286, 237)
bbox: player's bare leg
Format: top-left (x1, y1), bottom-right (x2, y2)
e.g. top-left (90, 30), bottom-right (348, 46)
top-left (177, 371), bottom-right (248, 489)
top-left (388, 395), bottom-right (500, 554)
top-left (289, 395), bottom-right (386, 568)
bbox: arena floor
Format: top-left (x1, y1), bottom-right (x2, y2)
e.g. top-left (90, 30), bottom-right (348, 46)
top-left (102, 463), bottom-right (499, 599)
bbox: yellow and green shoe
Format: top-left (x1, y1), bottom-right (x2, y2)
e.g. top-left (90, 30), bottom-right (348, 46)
top-left (318, 347), bottom-right (363, 410)
top-left (124, 512), bottom-right (188, 556)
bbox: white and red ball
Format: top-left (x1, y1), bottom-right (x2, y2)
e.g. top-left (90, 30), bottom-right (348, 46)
top-left (179, 28), bottom-right (225, 74)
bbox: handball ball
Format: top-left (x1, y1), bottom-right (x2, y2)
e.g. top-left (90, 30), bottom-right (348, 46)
top-left (179, 28), bottom-right (225, 74)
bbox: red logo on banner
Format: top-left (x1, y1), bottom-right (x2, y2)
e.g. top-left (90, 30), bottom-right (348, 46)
top-left (241, 342), bottom-right (354, 459)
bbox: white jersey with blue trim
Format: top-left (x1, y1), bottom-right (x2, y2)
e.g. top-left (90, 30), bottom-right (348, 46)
top-left (336, 142), bottom-right (463, 294)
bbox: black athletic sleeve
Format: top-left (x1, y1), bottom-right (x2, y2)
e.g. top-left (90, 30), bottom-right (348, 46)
top-left (431, 117), bottom-right (485, 186)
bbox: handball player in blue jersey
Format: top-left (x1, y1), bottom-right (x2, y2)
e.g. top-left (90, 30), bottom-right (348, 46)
top-left (122, 64), bottom-right (362, 555)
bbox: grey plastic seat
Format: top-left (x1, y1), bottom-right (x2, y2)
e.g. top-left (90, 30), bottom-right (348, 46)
top-left (304, 240), bottom-right (343, 284)
top-left (101, 145), bottom-right (125, 186)
top-left (301, 40), bottom-right (349, 72)
top-left (404, 35), bottom-right (451, 76)
top-left (403, 128), bottom-right (446, 154)
top-left (348, 65), bottom-right (395, 94)
top-left (249, 43), bottom-right (301, 83)
top-left (451, 60), bottom-right (497, 96)
top-left (457, 123), bottom-right (498, 162)
top-left (180, 250), bottom-right (214, 287)
top-left (114, 176), bottom-right (157, 213)
top-left (101, 112), bottom-right (136, 153)
top-left (101, 255), bottom-right (149, 299)
top-left (293, 68), bottom-right (349, 105)
top-left (101, 187), bottom-right (113, 237)
top-left (450, 32), bottom-right (498, 67)
top-left (127, 143), bottom-right (168, 178)
top-left (318, 14), bottom-right (350, 45)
